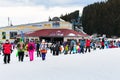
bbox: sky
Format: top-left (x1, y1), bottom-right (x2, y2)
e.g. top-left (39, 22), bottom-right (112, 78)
top-left (0, 0), bottom-right (105, 27)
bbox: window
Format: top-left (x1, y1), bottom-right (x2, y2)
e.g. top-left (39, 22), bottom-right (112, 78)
top-left (10, 32), bottom-right (17, 39)
top-left (52, 21), bottom-right (60, 28)
top-left (2, 32), bottom-right (6, 39)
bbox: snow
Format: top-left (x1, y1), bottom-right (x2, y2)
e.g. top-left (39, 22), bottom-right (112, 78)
top-left (0, 48), bottom-right (120, 80)
top-left (68, 33), bottom-right (76, 36)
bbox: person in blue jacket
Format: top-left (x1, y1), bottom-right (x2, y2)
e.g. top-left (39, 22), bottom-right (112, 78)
top-left (80, 37), bottom-right (85, 54)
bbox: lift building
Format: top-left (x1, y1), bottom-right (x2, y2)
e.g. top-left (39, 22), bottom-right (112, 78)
top-left (0, 17), bottom-right (88, 42)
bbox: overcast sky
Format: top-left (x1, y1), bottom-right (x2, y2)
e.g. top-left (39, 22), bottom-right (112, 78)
top-left (0, 0), bottom-right (105, 27)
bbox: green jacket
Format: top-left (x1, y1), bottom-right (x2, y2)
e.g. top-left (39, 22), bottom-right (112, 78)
top-left (17, 42), bottom-right (25, 52)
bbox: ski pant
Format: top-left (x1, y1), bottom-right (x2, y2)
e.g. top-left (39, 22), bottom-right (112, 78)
top-left (55, 50), bottom-right (59, 56)
top-left (53, 50), bottom-right (56, 55)
top-left (18, 51), bottom-right (24, 62)
top-left (101, 45), bottom-right (105, 49)
top-left (37, 49), bottom-right (41, 57)
top-left (64, 50), bottom-right (68, 55)
top-left (80, 46), bottom-right (84, 53)
top-left (28, 50), bottom-right (34, 61)
top-left (69, 46), bottom-right (73, 54)
top-left (41, 53), bottom-right (46, 60)
top-left (85, 46), bottom-right (91, 53)
top-left (4, 54), bottom-right (11, 64)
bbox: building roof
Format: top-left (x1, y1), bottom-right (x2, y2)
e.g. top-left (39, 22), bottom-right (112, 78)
top-left (52, 17), bottom-right (60, 21)
top-left (23, 29), bottom-right (88, 37)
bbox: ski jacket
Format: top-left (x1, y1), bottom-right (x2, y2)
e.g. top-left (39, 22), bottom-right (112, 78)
top-left (17, 42), bottom-right (25, 52)
top-left (28, 42), bottom-right (35, 51)
top-left (65, 44), bottom-right (69, 51)
top-left (40, 42), bottom-right (47, 50)
top-left (36, 43), bottom-right (40, 50)
top-left (40, 42), bottom-right (47, 54)
top-left (86, 39), bottom-right (91, 47)
top-left (3, 43), bottom-right (12, 54)
top-left (101, 41), bottom-right (104, 46)
top-left (80, 39), bottom-right (85, 47)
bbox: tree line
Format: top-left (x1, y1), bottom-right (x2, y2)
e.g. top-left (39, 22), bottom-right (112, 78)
top-left (82, 0), bottom-right (120, 37)
top-left (60, 0), bottom-right (120, 37)
top-left (60, 10), bottom-right (81, 30)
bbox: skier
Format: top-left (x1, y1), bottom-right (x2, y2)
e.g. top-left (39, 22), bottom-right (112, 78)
top-left (85, 39), bottom-right (91, 53)
top-left (40, 39), bottom-right (47, 60)
top-left (80, 37), bottom-right (85, 54)
top-left (2, 39), bottom-right (12, 64)
top-left (17, 39), bottom-right (25, 62)
top-left (28, 40), bottom-right (35, 61)
top-left (101, 38), bottom-right (105, 49)
top-left (55, 41), bottom-right (60, 56)
top-left (0, 42), bottom-right (2, 55)
top-left (36, 41), bottom-right (41, 57)
top-left (76, 43), bottom-right (80, 53)
top-left (73, 45), bottom-right (77, 54)
top-left (69, 40), bottom-right (76, 54)
top-left (64, 43), bottom-right (69, 55)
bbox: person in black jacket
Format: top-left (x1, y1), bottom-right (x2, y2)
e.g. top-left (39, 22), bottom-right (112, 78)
top-left (55, 41), bottom-right (60, 56)
top-left (36, 41), bottom-right (41, 57)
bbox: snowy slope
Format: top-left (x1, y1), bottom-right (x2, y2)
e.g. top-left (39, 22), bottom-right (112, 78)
top-left (0, 48), bottom-right (120, 80)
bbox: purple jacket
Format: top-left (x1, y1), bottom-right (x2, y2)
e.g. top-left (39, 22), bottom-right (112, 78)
top-left (28, 42), bottom-right (35, 51)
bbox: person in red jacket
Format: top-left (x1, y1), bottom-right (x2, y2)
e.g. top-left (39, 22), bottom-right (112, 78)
top-left (3, 39), bottom-right (12, 64)
top-left (85, 39), bottom-right (91, 53)
top-left (101, 38), bottom-right (105, 49)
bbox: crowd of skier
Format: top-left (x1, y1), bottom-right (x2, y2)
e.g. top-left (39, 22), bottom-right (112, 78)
top-left (0, 37), bottom-right (120, 64)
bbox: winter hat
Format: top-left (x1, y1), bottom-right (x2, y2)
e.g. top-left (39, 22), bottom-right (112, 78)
top-left (42, 39), bottom-right (45, 43)
top-left (5, 39), bottom-right (9, 43)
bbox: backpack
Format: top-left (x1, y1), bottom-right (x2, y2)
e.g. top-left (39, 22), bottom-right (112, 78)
top-left (29, 44), bottom-right (33, 50)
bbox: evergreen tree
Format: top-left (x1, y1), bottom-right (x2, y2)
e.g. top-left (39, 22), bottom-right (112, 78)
top-left (60, 10), bottom-right (81, 30)
top-left (82, 0), bottom-right (120, 37)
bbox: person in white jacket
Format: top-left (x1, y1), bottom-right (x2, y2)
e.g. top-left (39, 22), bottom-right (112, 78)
top-left (40, 39), bottom-right (47, 61)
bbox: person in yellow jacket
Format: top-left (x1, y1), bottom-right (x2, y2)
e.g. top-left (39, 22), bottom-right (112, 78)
top-left (24, 43), bottom-right (28, 57)
top-left (64, 44), bottom-right (69, 55)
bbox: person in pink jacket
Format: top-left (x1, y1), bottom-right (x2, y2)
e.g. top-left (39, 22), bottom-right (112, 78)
top-left (28, 40), bottom-right (35, 61)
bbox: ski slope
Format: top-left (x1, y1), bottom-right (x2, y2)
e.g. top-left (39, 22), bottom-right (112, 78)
top-left (0, 48), bottom-right (120, 80)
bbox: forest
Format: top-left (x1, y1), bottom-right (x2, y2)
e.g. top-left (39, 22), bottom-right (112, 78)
top-left (60, 0), bottom-right (120, 37)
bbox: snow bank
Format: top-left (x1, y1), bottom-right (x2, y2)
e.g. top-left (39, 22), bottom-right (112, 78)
top-left (0, 48), bottom-right (120, 80)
